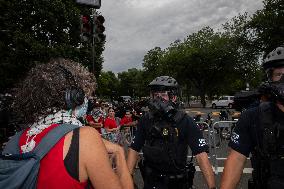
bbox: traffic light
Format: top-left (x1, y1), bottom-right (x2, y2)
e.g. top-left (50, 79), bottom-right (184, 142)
top-left (93, 15), bottom-right (105, 42)
top-left (81, 14), bottom-right (92, 41)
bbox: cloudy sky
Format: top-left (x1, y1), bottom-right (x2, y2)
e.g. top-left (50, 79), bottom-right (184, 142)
top-left (100, 0), bottom-right (263, 74)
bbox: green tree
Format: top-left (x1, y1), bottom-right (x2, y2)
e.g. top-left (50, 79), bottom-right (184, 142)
top-left (142, 47), bottom-right (164, 81)
top-left (117, 68), bottom-right (147, 98)
top-left (248, 0), bottom-right (284, 54)
top-left (0, 0), bottom-right (105, 91)
top-left (96, 71), bottom-right (119, 99)
top-left (157, 27), bottom-right (241, 106)
top-left (222, 13), bottom-right (263, 91)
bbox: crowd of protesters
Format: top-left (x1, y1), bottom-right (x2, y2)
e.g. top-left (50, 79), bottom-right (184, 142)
top-left (82, 98), bottom-right (147, 145)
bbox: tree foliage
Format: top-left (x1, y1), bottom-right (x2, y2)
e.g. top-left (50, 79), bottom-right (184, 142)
top-left (117, 68), bottom-right (148, 98)
top-left (0, 0), bottom-right (105, 91)
top-left (248, 0), bottom-right (284, 54)
top-left (3, 0), bottom-right (282, 102)
top-left (96, 71), bottom-right (119, 99)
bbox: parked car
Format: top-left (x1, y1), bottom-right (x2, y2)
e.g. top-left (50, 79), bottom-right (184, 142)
top-left (211, 96), bottom-right (234, 109)
top-left (119, 96), bottom-right (132, 102)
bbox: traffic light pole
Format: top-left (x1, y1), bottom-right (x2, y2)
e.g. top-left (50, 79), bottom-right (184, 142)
top-left (92, 8), bottom-right (96, 75)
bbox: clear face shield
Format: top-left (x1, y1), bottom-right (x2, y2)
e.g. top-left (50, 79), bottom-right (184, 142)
top-left (151, 91), bottom-right (170, 101)
top-left (150, 88), bottom-right (179, 101)
top-left (266, 64), bottom-right (284, 82)
top-left (271, 68), bottom-right (284, 82)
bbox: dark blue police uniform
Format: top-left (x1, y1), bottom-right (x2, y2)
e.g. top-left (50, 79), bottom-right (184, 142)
top-left (130, 112), bottom-right (208, 189)
top-left (229, 104), bottom-right (284, 189)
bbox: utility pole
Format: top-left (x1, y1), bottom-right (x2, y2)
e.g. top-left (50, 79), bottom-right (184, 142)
top-left (92, 8), bottom-right (96, 75)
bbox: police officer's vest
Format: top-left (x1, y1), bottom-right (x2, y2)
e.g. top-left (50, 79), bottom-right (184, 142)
top-left (142, 110), bottom-right (187, 173)
top-left (253, 102), bottom-right (284, 189)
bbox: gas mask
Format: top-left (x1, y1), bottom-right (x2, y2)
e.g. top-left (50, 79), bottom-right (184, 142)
top-left (271, 76), bottom-right (284, 105)
top-left (148, 96), bottom-right (177, 122)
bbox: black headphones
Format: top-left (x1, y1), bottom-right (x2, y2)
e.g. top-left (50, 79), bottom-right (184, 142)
top-left (57, 65), bottom-right (85, 109)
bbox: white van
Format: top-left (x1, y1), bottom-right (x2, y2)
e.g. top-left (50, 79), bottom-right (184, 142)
top-left (120, 96), bottom-right (132, 102)
top-left (211, 96), bottom-right (234, 109)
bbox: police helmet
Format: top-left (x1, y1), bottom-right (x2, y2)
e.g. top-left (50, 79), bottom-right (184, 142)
top-left (148, 76), bottom-right (179, 95)
top-left (262, 47), bottom-right (284, 71)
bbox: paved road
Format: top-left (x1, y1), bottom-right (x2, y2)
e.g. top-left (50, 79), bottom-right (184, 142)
top-left (132, 107), bottom-right (252, 189)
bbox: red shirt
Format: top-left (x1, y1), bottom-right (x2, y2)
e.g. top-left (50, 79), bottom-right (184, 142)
top-left (104, 117), bottom-right (118, 129)
top-left (19, 124), bottom-right (88, 189)
top-left (86, 115), bottom-right (103, 134)
top-left (120, 116), bottom-right (133, 126)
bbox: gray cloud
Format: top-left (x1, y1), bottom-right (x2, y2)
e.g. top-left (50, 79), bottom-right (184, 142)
top-left (101, 0), bottom-right (263, 73)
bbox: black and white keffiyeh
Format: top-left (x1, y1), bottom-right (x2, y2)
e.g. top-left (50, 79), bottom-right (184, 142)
top-left (21, 110), bottom-right (82, 153)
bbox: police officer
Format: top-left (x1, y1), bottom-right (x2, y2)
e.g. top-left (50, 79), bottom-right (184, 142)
top-left (127, 76), bottom-right (216, 189)
top-left (221, 47), bottom-right (284, 189)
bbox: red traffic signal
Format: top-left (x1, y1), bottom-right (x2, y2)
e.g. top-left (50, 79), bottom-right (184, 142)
top-left (81, 15), bottom-right (92, 41)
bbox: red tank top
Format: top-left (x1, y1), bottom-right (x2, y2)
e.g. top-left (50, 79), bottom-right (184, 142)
top-left (19, 124), bottom-right (88, 189)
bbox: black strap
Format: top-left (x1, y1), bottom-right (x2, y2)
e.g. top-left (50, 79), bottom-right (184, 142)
top-left (259, 102), bottom-right (278, 156)
top-left (64, 127), bottom-right (80, 181)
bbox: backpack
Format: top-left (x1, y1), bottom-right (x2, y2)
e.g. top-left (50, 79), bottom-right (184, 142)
top-left (0, 123), bottom-right (80, 189)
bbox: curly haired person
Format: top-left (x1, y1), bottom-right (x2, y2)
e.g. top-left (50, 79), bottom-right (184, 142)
top-left (11, 58), bottom-right (133, 189)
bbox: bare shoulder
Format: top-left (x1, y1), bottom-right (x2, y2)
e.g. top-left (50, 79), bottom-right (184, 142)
top-left (79, 126), bottom-right (103, 146)
top-left (79, 126), bottom-right (107, 162)
top-left (80, 126), bottom-right (100, 136)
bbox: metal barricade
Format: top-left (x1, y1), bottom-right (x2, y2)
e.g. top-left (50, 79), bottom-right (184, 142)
top-left (212, 120), bottom-right (237, 174)
top-left (119, 126), bottom-right (135, 146)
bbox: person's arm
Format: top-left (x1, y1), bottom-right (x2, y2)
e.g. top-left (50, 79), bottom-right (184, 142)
top-left (88, 120), bottom-right (103, 128)
top-left (86, 115), bottom-right (103, 129)
top-left (127, 114), bottom-right (146, 174)
top-left (80, 127), bottom-right (133, 189)
top-left (195, 152), bottom-right (216, 189)
top-left (220, 149), bottom-right (247, 189)
top-left (104, 119), bottom-right (119, 132)
top-left (127, 148), bottom-right (139, 174)
top-left (185, 115), bottom-right (215, 188)
top-left (103, 139), bottom-right (134, 188)
top-left (221, 108), bottom-right (257, 189)
top-left (105, 127), bottom-right (119, 132)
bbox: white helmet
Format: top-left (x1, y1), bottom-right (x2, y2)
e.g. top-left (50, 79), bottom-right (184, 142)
top-left (262, 46), bottom-right (284, 70)
top-left (148, 76), bottom-right (179, 95)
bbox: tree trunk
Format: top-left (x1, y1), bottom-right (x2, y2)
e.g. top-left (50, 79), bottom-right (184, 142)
top-left (200, 92), bottom-right (206, 108)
